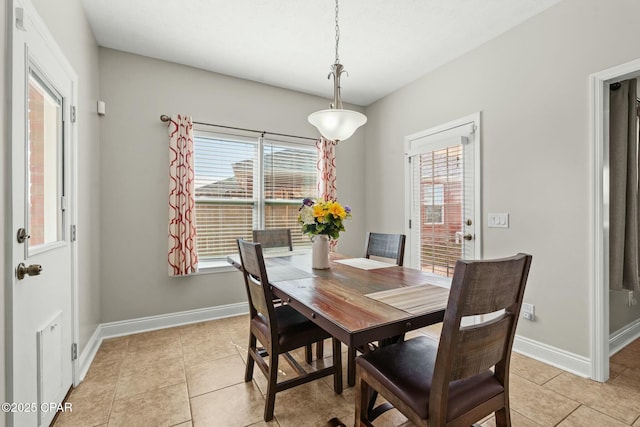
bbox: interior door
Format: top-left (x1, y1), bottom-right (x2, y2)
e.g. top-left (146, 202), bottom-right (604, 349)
top-left (10, 1), bottom-right (77, 426)
top-left (405, 116), bottom-right (481, 280)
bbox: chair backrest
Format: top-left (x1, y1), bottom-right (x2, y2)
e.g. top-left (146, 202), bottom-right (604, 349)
top-left (236, 239), bottom-right (277, 334)
top-left (364, 232), bottom-right (406, 266)
top-left (429, 253), bottom-right (532, 420)
top-left (253, 229), bottom-right (293, 251)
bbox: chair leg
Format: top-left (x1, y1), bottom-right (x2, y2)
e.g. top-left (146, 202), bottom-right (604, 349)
top-left (263, 350), bottom-right (279, 422)
top-left (347, 346), bottom-right (357, 387)
top-left (316, 339), bottom-right (324, 358)
top-left (332, 338), bottom-right (343, 394)
top-left (305, 344), bottom-right (312, 363)
top-left (495, 405), bottom-right (511, 427)
top-left (245, 333), bottom-right (256, 382)
top-left (354, 366), bottom-right (374, 427)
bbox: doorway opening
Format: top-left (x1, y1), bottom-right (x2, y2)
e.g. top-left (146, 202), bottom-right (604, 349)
top-left (590, 58), bottom-right (640, 382)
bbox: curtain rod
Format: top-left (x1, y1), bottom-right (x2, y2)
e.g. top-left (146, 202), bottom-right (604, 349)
top-left (159, 114), bottom-right (317, 141)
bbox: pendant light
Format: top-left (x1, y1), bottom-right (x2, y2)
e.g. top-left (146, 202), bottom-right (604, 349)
top-left (308, 0), bottom-right (367, 142)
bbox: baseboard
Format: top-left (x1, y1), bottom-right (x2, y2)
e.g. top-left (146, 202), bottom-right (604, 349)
top-left (609, 318), bottom-right (640, 356)
top-left (77, 326), bottom-right (103, 383)
top-left (513, 334), bottom-right (591, 378)
top-left (77, 302), bottom-right (249, 382)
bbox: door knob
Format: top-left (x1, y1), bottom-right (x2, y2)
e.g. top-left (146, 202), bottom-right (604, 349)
top-left (463, 234), bottom-right (473, 241)
top-left (16, 263), bottom-right (42, 280)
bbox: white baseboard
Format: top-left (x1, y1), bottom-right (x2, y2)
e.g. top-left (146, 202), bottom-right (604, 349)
top-left (513, 334), bottom-right (591, 378)
top-left (77, 326), bottom-right (103, 384)
top-left (609, 318), bottom-right (640, 356)
top-left (76, 302), bottom-right (249, 382)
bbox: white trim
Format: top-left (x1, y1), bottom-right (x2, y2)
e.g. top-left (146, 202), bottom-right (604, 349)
top-left (513, 335), bottom-right (591, 378)
top-left (77, 326), bottom-right (102, 382)
top-left (609, 318), bottom-right (640, 356)
top-left (76, 303), bottom-right (249, 382)
top-left (589, 58), bottom-right (640, 383)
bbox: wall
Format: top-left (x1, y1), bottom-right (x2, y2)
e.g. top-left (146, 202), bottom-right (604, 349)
top-left (1, 2), bottom-right (7, 426)
top-left (31, 0), bottom-right (101, 353)
top-left (98, 48), bottom-right (365, 322)
top-left (364, 0), bottom-right (640, 358)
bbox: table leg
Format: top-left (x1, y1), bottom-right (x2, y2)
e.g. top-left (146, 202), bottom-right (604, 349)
top-left (347, 346), bottom-right (357, 387)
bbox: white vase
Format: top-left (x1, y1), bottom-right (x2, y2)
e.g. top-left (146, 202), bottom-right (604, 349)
top-left (311, 235), bottom-right (330, 269)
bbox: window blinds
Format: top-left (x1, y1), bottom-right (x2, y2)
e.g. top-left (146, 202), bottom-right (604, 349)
top-left (193, 134), bottom-right (316, 258)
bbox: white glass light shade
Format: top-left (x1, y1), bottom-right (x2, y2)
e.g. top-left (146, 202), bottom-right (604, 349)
top-left (307, 109), bottom-right (367, 142)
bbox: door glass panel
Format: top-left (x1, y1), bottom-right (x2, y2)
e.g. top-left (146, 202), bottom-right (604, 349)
top-left (413, 144), bottom-right (463, 277)
top-left (27, 69), bottom-right (63, 252)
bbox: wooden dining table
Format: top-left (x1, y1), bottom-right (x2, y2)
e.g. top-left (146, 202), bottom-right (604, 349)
top-left (227, 251), bottom-right (450, 386)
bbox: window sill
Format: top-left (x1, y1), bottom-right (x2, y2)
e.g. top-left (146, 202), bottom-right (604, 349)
top-left (193, 259), bottom-right (238, 275)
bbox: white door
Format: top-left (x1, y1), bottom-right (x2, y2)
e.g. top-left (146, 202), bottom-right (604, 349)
top-left (10, 1), bottom-right (77, 426)
top-left (405, 114), bottom-right (481, 280)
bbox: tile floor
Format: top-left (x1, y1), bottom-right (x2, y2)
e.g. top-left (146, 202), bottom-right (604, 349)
top-left (52, 315), bottom-right (640, 427)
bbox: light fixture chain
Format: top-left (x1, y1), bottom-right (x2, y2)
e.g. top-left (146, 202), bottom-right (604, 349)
top-left (334, 0), bottom-right (340, 64)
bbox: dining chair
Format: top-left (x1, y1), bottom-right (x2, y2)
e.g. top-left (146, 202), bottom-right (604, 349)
top-left (253, 228), bottom-right (293, 251)
top-left (364, 232), bottom-right (406, 266)
top-left (355, 253), bottom-right (532, 427)
top-left (254, 227), bottom-right (330, 359)
top-left (236, 238), bottom-right (343, 422)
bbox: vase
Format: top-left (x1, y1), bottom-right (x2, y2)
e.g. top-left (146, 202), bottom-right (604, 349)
top-left (311, 235), bottom-right (330, 269)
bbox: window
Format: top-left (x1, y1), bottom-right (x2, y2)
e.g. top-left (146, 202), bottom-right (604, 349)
top-left (193, 131), bottom-right (317, 259)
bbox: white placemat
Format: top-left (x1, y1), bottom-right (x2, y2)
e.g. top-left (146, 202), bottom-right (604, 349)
top-left (335, 257), bottom-right (395, 270)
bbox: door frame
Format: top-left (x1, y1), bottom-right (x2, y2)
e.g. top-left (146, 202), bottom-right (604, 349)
top-left (403, 112), bottom-right (482, 271)
top-left (5, 0), bottom-right (80, 417)
top-left (590, 58), bottom-right (640, 383)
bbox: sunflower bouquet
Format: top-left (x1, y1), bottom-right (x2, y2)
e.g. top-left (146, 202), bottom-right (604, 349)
top-left (298, 198), bottom-right (352, 240)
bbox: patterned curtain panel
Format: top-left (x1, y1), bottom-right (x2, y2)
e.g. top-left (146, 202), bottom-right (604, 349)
top-left (316, 137), bottom-right (338, 249)
top-left (316, 137), bottom-right (337, 200)
top-left (168, 114), bottom-right (198, 276)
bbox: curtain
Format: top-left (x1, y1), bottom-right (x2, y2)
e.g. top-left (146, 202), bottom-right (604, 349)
top-left (316, 137), bottom-right (338, 249)
top-left (316, 137), bottom-right (337, 200)
top-left (168, 114), bottom-right (198, 276)
top-left (610, 79), bottom-right (640, 291)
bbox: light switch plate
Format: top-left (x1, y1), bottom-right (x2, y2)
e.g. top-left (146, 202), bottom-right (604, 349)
top-left (488, 213), bottom-right (509, 228)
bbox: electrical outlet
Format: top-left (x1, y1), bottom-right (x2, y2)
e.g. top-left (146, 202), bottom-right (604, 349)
top-left (522, 303), bottom-right (535, 321)
top-left (629, 291), bottom-right (638, 307)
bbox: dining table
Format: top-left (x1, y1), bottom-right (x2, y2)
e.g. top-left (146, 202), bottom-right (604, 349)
top-left (227, 250), bottom-right (450, 387)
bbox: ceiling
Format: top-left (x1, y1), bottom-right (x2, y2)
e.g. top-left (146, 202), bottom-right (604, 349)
top-left (81, 0), bottom-right (561, 106)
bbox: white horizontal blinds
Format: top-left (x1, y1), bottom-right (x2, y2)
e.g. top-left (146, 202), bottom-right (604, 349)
top-left (263, 139), bottom-right (316, 248)
top-left (412, 143), bottom-right (464, 277)
top-left (193, 135), bottom-right (257, 257)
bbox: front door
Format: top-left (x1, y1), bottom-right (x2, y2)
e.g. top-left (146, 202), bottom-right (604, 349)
top-left (10, 1), bottom-right (77, 426)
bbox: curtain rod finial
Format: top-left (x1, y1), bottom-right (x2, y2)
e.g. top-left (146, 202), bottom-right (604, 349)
top-left (160, 114), bottom-right (170, 122)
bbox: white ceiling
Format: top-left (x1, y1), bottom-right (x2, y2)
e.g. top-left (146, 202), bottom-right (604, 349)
top-left (81, 0), bottom-right (561, 106)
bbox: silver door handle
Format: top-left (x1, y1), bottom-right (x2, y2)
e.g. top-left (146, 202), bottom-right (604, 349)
top-left (16, 263), bottom-right (42, 280)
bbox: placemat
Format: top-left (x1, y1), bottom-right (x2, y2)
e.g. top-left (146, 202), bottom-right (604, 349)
top-left (365, 284), bottom-right (449, 314)
top-left (335, 257), bottom-right (395, 270)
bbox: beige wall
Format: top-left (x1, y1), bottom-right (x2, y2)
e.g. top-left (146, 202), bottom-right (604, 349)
top-left (31, 0), bottom-right (102, 352)
top-left (1, 2), bottom-right (7, 426)
top-left (364, 0), bottom-right (640, 357)
top-left (98, 48), bottom-right (365, 322)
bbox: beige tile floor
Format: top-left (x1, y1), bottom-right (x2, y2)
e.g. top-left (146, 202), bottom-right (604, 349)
top-left (52, 315), bottom-right (640, 427)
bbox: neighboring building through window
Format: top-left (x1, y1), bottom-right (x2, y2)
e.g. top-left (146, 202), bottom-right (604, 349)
top-left (193, 132), bottom-right (317, 259)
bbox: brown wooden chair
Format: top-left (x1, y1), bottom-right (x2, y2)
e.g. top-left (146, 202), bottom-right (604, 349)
top-left (236, 238), bottom-right (343, 421)
top-left (364, 232), bottom-right (406, 266)
top-left (253, 227), bottom-right (327, 359)
top-left (253, 228), bottom-right (293, 251)
top-left (355, 253), bottom-right (532, 427)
